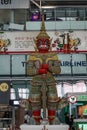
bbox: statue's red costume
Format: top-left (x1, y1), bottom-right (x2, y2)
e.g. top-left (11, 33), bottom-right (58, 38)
top-left (27, 15), bottom-right (61, 125)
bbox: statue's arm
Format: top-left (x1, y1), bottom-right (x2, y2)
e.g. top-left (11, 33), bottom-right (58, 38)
top-left (48, 60), bottom-right (61, 74)
top-left (27, 60), bottom-right (41, 76)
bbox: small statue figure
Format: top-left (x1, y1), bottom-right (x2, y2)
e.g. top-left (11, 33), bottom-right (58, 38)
top-left (42, 125), bottom-right (48, 130)
top-left (27, 15), bottom-right (61, 125)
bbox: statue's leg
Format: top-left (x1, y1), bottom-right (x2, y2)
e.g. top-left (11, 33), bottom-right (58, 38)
top-left (46, 76), bottom-right (58, 124)
top-left (31, 103), bottom-right (41, 125)
top-left (29, 76), bottom-right (42, 125)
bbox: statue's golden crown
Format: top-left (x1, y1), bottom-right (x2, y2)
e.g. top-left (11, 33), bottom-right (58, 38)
top-left (36, 15), bottom-right (50, 39)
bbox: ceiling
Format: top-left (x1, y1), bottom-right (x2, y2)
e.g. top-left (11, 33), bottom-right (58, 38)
top-left (30, 0), bottom-right (87, 9)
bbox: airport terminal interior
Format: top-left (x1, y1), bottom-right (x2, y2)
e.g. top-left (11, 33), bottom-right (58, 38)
top-left (0, 0), bottom-right (87, 130)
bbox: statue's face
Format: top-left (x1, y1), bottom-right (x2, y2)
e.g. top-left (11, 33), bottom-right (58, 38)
top-left (37, 38), bottom-right (50, 52)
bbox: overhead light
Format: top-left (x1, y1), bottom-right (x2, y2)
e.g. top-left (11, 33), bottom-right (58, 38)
top-left (42, 6), bottom-right (58, 9)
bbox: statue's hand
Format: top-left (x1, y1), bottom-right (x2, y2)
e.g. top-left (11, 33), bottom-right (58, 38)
top-left (38, 68), bottom-right (47, 74)
top-left (38, 64), bottom-right (49, 74)
top-left (48, 60), bottom-right (61, 74)
top-left (27, 61), bottom-right (38, 75)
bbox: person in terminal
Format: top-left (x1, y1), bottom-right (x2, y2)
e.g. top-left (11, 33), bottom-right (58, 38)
top-left (64, 112), bottom-right (70, 125)
top-left (27, 15), bottom-right (61, 125)
top-left (69, 114), bottom-right (75, 130)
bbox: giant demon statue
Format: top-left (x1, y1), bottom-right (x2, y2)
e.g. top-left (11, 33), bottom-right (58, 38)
top-left (27, 15), bottom-right (61, 125)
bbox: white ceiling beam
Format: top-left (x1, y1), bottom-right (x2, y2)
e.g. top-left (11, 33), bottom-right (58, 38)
top-left (30, 0), bottom-right (41, 9)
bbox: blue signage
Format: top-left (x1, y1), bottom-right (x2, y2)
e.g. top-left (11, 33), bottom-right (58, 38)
top-left (60, 61), bottom-right (87, 67)
top-left (21, 61), bottom-right (87, 67)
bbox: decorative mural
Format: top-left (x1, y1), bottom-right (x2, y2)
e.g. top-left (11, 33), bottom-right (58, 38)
top-left (0, 32), bottom-right (10, 51)
top-left (0, 31), bottom-right (87, 53)
top-left (52, 32), bottom-right (81, 52)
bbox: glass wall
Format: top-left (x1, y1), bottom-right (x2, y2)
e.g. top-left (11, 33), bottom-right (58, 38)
top-left (38, 7), bottom-right (87, 21)
top-left (10, 80), bottom-right (30, 100)
top-left (0, 7), bottom-right (87, 30)
top-left (57, 81), bottom-right (87, 98)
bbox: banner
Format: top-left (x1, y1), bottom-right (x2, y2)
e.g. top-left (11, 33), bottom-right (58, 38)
top-left (0, 0), bottom-right (29, 9)
top-left (0, 31), bottom-right (87, 53)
